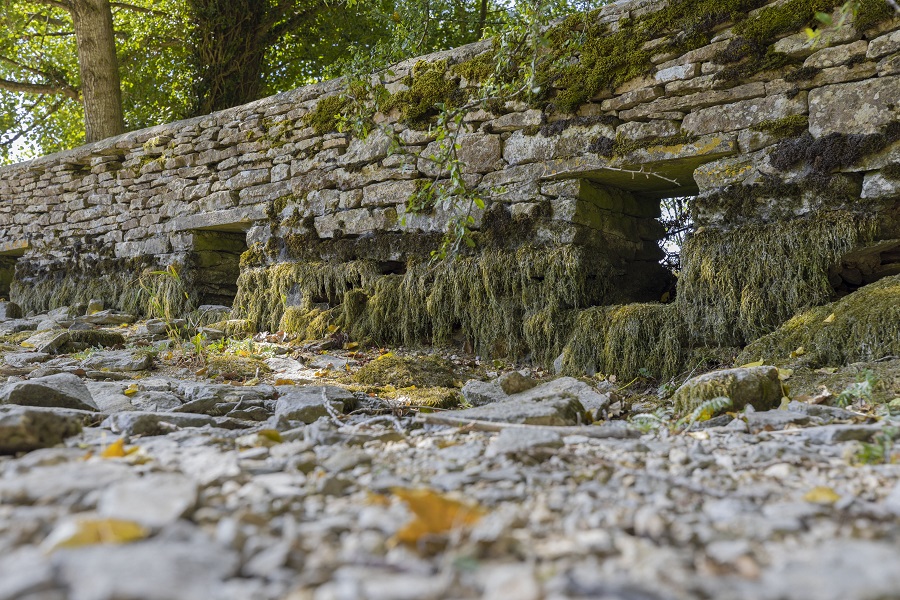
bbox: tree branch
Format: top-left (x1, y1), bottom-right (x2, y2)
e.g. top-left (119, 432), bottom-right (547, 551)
top-left (0, 77), bottom-right (78, 99)
top-left (23, 0), bottom-right (71, 11)
top-left (0, 96), bottom-right (67, 149)
top-left (109, 2), bottom-right (168, 17)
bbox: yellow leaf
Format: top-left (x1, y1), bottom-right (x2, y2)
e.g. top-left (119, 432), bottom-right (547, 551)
top-left (778, 396), bottom-right (791, 410)
top-left (327, 324), bottom-right (339, 334)
top-left (123, 384), bottom-right (139, 397)
top-left (803, 486), bottom-right (840, 504)
top-left (258, 429), bottom-right (282, 443)
top-left (44, 518), bottom-right (148, 552)
top-left (344, 341), bottom-right (359, 350)
top-left (823, 313), bottom-right (836, 324)
top-left (392, 488), bottom-right (484, 545)
top-left (275, 378), bottom-right (295, 386)
top-left (777, 368), bottom-right (794, 381)
top-left (790, 346), bottom-right (806, 358)
top-left (740, 360), bottom-right (764, 368)
top-left (314, 371), bottom-right (327, 378)
top-left (101, 438), bottom-right (127, 458)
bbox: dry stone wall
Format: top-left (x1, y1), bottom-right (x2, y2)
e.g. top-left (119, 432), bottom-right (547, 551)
top-left (1, 0), bottom-right (899, 376)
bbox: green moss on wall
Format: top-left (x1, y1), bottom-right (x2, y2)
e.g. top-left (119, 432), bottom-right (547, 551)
top-left (750, 115), bottom-right (809, 138)
top-left (304, 94), bottom-right (350, 135)
top-left (559, 303), bottom-right (685, 381)
top-left (384, 60), bottom-right (462, 125)
top-left (233, 246), bottom-right (614, 364)
top-left (738, 274), bottom-right (900, 366)
top-left (677, 211), bottom-right (878, 346)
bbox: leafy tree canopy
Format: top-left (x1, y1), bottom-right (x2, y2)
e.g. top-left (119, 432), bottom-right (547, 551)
top-left (0, 0), bottom-right (590, 163)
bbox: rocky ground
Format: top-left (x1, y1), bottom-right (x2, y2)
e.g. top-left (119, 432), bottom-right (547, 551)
top-left (1, 301), bottom-right (900, 600)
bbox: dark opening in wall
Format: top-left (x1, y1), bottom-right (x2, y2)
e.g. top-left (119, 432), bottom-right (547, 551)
top-left (191, 230), bottom-right (248, 307)
top-left (657, 196), bottom-right (695, 275)
top-left (830, 240), bottom-right (900, 297)
top-left (0, 256), bottom-right (15, 300)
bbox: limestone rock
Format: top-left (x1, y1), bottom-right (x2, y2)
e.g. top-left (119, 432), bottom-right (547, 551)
top-left (448, 394), bottom-right (585, 426)
top-left (22, 330), bottom-right (70, 354)
top-left (1, 373), bottom-right (98, 411)
top-left (497, 371), bottom-right (537, 395)
top-left (53, 539), bottom-right (239, 600)
top-left (512, 377), bottom-right (610, 413)
top-left (0, 301), bottom-right (23, 320)
top-left (461, 379), bottom-right (507, 406)
top-left (672, 366), bottom-right (782, 415)
top-left (102, 411), bottom-right (217, 436)
top-left (275, 385), bottom-right (354, 423)
top-left (0, 405), bottom-right (84, 454)
top-left (79, 310), bottom-right (137, 325)
top-left (809, 76), bottom-right (900, 136)
top-left (98, 473), bottom-right (198, 527)
top-left (485, 427), bottom-right (563, 458)
top-left (82, 350), bottom-right (153, 372)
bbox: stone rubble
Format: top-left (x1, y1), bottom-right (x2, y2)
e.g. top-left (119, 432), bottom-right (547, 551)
top-left (1, 304), bottom-right (899, 600)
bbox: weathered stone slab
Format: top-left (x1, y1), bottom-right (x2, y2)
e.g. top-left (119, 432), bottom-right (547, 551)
top-left (808, 76), bottom-right (900, 136)
top-left (683, 94), bottom-right (808, 136)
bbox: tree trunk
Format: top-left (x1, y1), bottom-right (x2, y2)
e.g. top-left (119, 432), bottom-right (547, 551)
top-left (189, 0), bottom-right (269, 116)
top-left (69, 0), bottom-right (124, 142)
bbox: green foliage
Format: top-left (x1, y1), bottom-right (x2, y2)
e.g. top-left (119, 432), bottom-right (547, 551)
top-left (385, 60), bottom-right (461, 125)
top-left (836, 369), bottom-right (877, 407)
top-left (675, 396), bottom-right (733, 429)
top-left (853, 427), bottom-right (896, 465)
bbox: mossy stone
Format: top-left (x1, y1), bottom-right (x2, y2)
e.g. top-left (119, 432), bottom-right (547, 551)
top-left (352, 353), bottom-right (457, 389)
top-left (672, 365), bottom-right (783, 416)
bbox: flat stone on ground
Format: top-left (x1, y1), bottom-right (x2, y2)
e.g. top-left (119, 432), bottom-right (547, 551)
top-left (449, 395), bottom-right (586, 426)
top-left (98, 473), bottom-right (198, 527)
top-left (22, 330), bottom-right (70, 354)
top-left (1, 373), bottom-right (98, 411)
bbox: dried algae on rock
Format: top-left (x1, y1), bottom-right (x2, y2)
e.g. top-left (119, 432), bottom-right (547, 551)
top-left (738, 274), bottom-right (900, 367)
top-left (676, 211), bottom-right (878, 346)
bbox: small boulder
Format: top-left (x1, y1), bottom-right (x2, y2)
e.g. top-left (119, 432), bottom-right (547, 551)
top-left (79, 309), bottom-right (137, 325)
top-left (447, 395), bottom-right (585, 426)
top-left (485, 427), bottom-right (563, 458)
top-left (0, 301), bottom-right (23, 320)
top-left (512, 376), bottom-right (610, 413)
top-left (0, 405), bottom-right (84, 454)
top-left (1, 373), bottom-right (98, 411)
top-left (497, 371), bottom-right (537, 395)
top-left (672, 366), bottom-right (783, 415)
top-left (461, 379), bottom-right (507, 406)
top-left (82, 350), bottom-right (153, 372)
top-left (102, 411), bottom-right (217, 436)
top-left (275, 386), bottom-right (355, 423)
top-left (98, 473), bottom-right (198, 527)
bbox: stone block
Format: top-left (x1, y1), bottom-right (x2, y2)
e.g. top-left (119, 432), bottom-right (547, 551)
top-left (867, 29), bottom-right (900, 59)
top-left (804, 40), bottom-right (869, 69)
top-left (655, 63), bottom-right (698, 83)
top-left (683, 93), bottom-right (808, 136)
top-left (861, 172), bottom-right (900, 200)
top-left (809, 76), bottom-right (900, 136)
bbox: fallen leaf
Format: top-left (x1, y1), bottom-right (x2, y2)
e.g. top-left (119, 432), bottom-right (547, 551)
top-left (344, 341), bottom-right (359, 350)
top-left (803, 486), bottom-right (840, 504)
top-left (816, 367), bottom-right (838, 375)
top-left (274, 378), bottom-right (296, 386)
top-left (777, 368), bottom-right (793, 381)
top-left (823, 313), bottom-right (836, 324)
top-left (790, 346), bottom-right (806, 358)
top-left (101, 438), bottom-right (127, 458)
top-left (123, 384), bottom-right (139, 397)
top-left (43, 518), bottom-right (148, 552)
top-left (392, 488), bottom-right (484, 545)
top-left (740, 360), bottom-right (764, 368)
